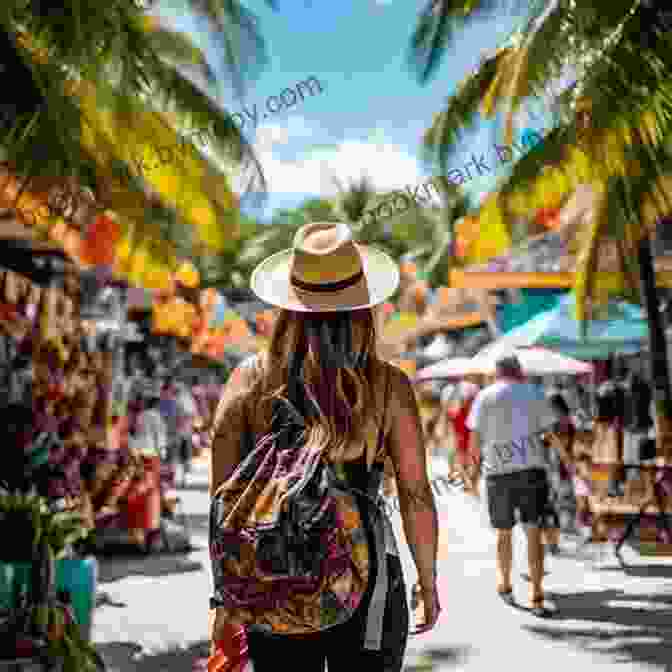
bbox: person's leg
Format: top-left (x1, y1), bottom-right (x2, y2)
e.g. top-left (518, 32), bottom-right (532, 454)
top-left (543, 526), bottom-right (560, 549)
top-left (182, 435), bottom-right (193, 474)
top-left (542, 505), bottom-right (561, 552)
top-left (525, 525), bottom-right (545, 604)
top-left (466, 464), bottom-right (480, 496)
top-left (518, 469), bottom-right (550, 609)
top-left (496, 529), bottom-right (514, 593)
top-left (486, 474), bottom-right (515, 593)
top-left (456, 453), bottom-right (470, 489)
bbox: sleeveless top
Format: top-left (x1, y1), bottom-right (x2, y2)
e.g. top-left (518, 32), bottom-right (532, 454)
top-left (212, 353), bottom-right (400, 557)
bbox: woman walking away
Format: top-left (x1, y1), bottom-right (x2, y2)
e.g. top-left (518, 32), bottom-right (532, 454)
top-left (541, 393), bottom-right (577, 552)
top-left (593, 381), bottom-right (625, 497)
top-left (208, 222), bottom-right (440, 672)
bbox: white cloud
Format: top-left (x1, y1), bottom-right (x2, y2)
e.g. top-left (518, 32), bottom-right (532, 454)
top-left (252, 116), bottom-right (322, 154)
top-left (253, 123), bottom-right (290, 154)
top-left (245, 132), bottom-right (427, 203)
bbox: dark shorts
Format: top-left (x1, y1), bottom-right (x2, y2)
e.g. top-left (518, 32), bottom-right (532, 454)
top-left (486, 468), bottom-right (549, 530)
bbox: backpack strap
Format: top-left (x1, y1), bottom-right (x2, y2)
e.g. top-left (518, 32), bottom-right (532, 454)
top-left (358, 365), bottom-right (393, 652)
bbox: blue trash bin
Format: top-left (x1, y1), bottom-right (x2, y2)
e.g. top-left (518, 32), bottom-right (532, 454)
top-left (0, 561), bottom-right (32, 612)
top-left (55, 556), bottom-right (98, 642)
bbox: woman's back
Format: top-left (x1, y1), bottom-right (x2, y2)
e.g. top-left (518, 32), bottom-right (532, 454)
top-left (209, 351), bottom-right (419, 494)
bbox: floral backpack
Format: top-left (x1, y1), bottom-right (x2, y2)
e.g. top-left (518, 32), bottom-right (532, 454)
top-left (209, 369), bottom-right (389, 636)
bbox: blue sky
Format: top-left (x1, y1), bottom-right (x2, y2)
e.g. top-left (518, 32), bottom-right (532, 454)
top-left (157, 0), bottom-right (553, 221)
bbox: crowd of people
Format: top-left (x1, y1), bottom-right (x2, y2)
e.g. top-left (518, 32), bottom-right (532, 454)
top-left (425, 362), bottom-right (656, 534)
top-left (414, 353), bottom-right (663, 615)
top-left (98, 349), bottom-right (224, 549)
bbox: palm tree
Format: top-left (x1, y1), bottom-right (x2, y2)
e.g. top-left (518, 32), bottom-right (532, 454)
top-left (421, 175), bottom-right (471, 288)
top-left (0, 0), bottom-right (275, 267)
top-left (330, 173), bottom-right (462, 267)
top-left (408, 0), bottom-right (672, 455)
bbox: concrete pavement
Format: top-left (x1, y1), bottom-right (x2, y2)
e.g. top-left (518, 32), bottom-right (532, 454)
top-left (92, 460), bottom-right (672, 671)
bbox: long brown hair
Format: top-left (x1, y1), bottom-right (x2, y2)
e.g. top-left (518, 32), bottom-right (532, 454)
top-left (256, 307), bottom-right (383, 460)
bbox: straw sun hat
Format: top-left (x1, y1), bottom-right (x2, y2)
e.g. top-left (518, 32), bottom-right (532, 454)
top-left (250, 222), bottom-right (400, 312)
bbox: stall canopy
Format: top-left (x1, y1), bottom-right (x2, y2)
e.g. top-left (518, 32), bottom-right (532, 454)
top-left (482, 294), bottom-right (646, 359)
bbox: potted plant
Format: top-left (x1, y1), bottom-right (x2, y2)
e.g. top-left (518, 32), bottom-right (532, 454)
top-left (0, 492), bottom-right (103, 669)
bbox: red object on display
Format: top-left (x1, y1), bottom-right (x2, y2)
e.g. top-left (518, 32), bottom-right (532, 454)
top-left (453, 236), bottom-right (467, 259)
top-left (535, 206), bottom-right (561, 229)
top-left (80, 215), bottom-right (121, 267)
top-left (125, 456), bottom-right (161, 530)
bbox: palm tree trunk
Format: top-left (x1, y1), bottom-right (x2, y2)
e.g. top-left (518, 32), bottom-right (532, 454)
top-left (638, 235), bottom-right (672, 460)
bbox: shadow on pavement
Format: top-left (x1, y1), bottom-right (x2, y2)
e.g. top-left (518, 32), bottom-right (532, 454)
top-left (97, 640), bottom-right (211, 672)
top-left (98, 642), bottom-right (473, 672)
top-left (404, 645), bottom-right (473, 671)
top-left (596, 563), bottom-right (672, 580)
top-left (177, 480), bottom-right (210, 493)
top-left (97, 552), bottom-right (204, 583)
top-left (184, 512), bottom-right (209, 533)
top-left (524, 588), bottom-right (672, 668)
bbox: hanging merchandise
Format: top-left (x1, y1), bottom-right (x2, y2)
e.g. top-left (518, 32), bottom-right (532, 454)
top-left (80, 214), bottom-right (121, 267)
top-left (175, 261), bottom-right (200, 289)
top-left (151, 298), bottom-right (171, 335)
top-left (535, 206), bottom-right (562, 230)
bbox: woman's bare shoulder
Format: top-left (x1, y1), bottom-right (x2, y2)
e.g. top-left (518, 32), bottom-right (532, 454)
top-left (213, 354), bottom-right (264, 415)
top-left (378, 359), bottom-right (415, 394)
top-left (376, 359), bottom-right (419, 423)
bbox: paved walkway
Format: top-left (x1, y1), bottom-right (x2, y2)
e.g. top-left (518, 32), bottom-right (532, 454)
top-left (92, 461), bottom-right (672, 671)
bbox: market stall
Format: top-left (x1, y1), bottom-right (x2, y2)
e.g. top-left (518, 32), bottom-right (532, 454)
top-left (0, 223), bottom-right (102, 652)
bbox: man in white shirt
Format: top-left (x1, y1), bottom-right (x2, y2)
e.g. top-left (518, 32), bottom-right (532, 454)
top-left (128, 385), bottom-right (168, 459)
top-left (175, 381), bottom-right (197, 485)
top-left (467, 354), bottom-right (556, 618)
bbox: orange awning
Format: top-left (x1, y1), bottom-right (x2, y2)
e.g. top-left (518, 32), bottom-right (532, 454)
top-left (449, 269), bottom-right (672, 290)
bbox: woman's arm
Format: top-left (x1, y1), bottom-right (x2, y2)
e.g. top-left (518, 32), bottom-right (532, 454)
top-left (387, 367), bottom-right (439, 595)
top-left (208, 357), bottom-right (260, 646)
top-left (209, 356), bottom-right (260, 497)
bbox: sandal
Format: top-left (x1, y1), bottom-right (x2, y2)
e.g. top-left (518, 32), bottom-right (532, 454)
top-left (530, 597), bottom-right (552, 618)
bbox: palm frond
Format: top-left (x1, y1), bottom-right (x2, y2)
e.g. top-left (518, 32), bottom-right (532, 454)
top-left (0, 0), bottom-right (272, 259)
top-left (407, 0), bottom-right (539, 84)
top-left (330, 174), bottom-right (377, 224)
top-left (421, 47), bottom-right (513, 172)
top-left (142, 18), bottom-right (217, 84)
top-left (188, 0), bottom-right (276, 99)
top-left (146, 62), bottom-right (266, 201)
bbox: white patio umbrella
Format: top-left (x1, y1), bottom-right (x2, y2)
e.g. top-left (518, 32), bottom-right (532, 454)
top-left (470, 344), bottom-right (593, 377)
top-left (415, 357), bottom-right (477, 382)
top-left (416, 347), bottom-right (592, 381)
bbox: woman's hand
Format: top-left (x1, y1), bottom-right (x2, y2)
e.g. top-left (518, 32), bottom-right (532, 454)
top-left (410, 582), bottom-right (441, 634)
